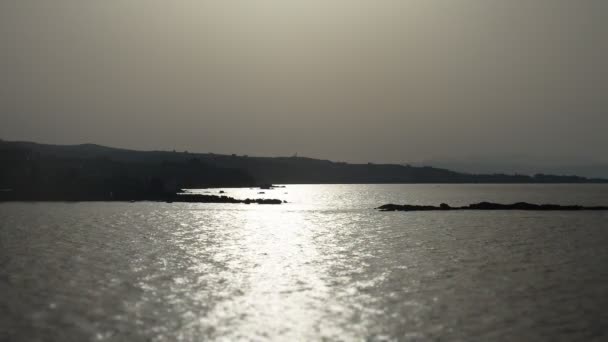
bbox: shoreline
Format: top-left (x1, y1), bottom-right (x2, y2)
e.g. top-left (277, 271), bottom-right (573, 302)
top-left (378, 202), bottom-right (608, 212)
top-left (0, 193), bottom-right (284, 205)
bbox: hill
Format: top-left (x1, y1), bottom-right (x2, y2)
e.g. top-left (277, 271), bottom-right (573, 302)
top-left (1, 140), bottom-right (606, 200)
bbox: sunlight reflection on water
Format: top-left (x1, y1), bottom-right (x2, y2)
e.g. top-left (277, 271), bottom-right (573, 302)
top-left (1, 185), bottom-right (608, 341)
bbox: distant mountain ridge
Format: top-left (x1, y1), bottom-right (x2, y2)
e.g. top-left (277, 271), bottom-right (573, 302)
top-left (1, 139), bottom-right (606, 201)
top-left (417, 156), bottom-right (608, 179)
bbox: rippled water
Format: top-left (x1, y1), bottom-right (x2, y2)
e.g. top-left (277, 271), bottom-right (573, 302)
top-left (1, 184), bottom-right (608, 341)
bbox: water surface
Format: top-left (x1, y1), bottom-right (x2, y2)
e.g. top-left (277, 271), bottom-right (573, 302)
top-left (1, 184), bottom-right (608, 341)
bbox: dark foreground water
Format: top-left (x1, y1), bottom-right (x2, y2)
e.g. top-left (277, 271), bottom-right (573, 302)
top-left (1, 184), bottom-right (608, 341)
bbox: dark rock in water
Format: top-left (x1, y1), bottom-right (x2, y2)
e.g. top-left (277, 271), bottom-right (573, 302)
top-left (174, 193), bottom-right (281, 205)
top-left (219, 190), bottom-right (225, 194)
top-left (463, 202), bottom-right (592, 211)
top-left (377, 202), bottom-right (608, 212)
top-left (242, 198), bottom-right (282, 205)
top-left (260, 199), bottom-right (282, 205)
top-left (377, 204), bottom-right (441, 212)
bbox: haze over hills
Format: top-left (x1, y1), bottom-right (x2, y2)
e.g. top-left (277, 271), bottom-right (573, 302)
top-left (2, 1), bottom-right (607, 170)
top-left (415, 156), bottom-right (608, 180)
top-left (1, 139), bottom-right (606, 201)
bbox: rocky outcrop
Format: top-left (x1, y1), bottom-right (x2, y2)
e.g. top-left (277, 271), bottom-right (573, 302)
top-left (173, 194), bottom-right (282, 205)
top-left (377, 202), bottom-right (608, 212)
top-left (0, 190), bottom-right (283, 205)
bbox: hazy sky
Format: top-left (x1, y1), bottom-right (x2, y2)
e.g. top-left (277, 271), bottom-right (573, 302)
top-left (1, 1), bottom-right (607, 164)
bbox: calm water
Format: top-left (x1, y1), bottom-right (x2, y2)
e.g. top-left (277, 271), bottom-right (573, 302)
top-left (1, 184), bottom-right (608, 341)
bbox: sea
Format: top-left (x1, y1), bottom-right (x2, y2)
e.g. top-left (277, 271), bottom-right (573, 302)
top-left (1, 184), bottom-right (607, 341)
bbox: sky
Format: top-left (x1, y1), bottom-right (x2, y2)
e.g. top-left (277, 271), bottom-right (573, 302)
top-left (1, 1), bottom-right (607, 169)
